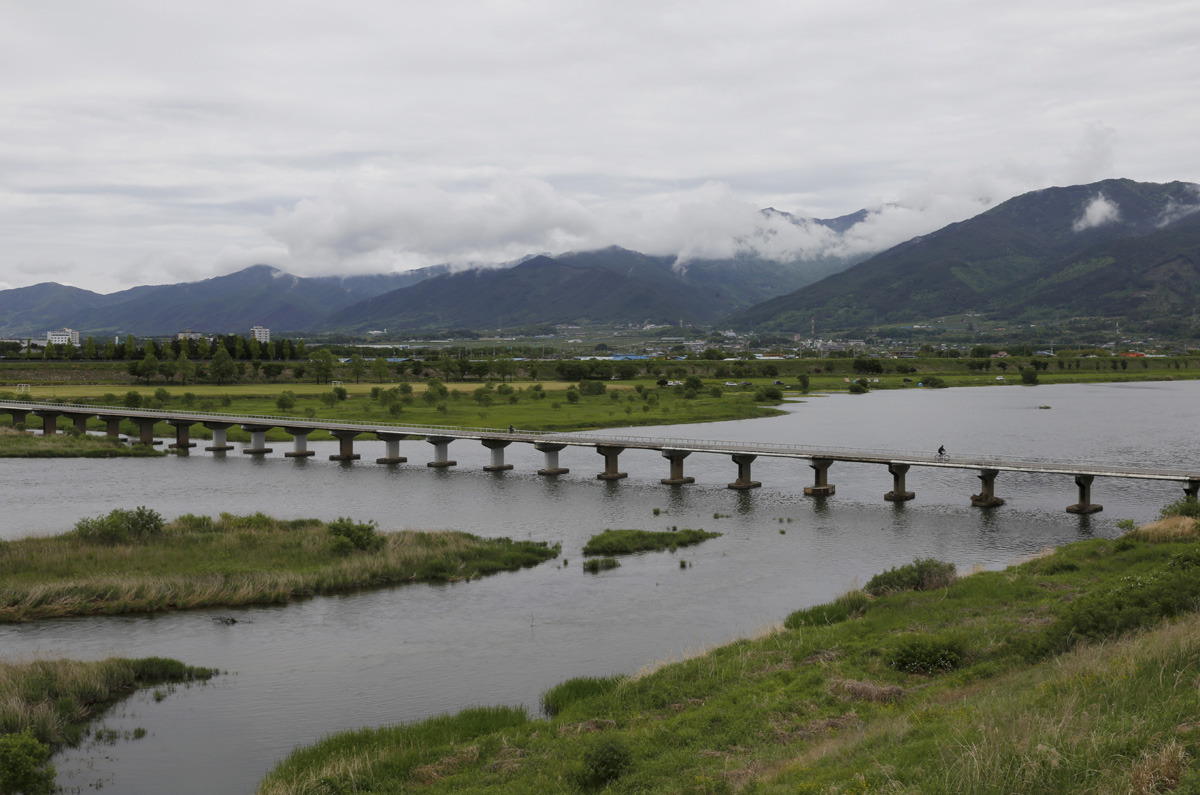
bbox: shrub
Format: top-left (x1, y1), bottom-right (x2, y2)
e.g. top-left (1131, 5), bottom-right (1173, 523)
top-left (0, 730), bottom-right (55, 795)
top-left (578, 380), bottom-right (606, 396)
top-left (1021, 369), bottom-right (1039, 385)
top-left (327, 518), bottom-right (384, 552)
top-left (865, 558), bottom-right (956, 596)
top-left (888, 633), bottom-right (965, 674)
top-left (72, 507), bottom-right (165, 545)
top-left (848, 381), bottom-right (869, 394)
top-left (923, 376), bottom-right (948, 388)
top-left (175, 513), bottom-right (216, 533)
top-left (1160, 497), bottom-right (1200, 520)
top-left (123, 390), bottom-right (142, 408)
top-left (578, 736), bottom-right (632, 787)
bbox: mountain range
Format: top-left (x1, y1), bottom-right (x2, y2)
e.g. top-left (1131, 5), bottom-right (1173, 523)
top-left (2, 180), bottom-right (1197, 339)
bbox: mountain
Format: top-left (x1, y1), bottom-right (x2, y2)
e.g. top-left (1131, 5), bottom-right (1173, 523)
top-left (725, 179), bottom-right (1200, 331)
top-left (318, 240), bottom-right (871, 333)
top-left (0, 265), bottom-right (441, 338)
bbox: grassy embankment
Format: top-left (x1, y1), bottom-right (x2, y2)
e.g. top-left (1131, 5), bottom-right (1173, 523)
top-left (258, 502), bottom-right (1200, 794)
top-left (0, 509), bottom-right (559, 621)
top-left (0, 425), bottom-right (164, 457)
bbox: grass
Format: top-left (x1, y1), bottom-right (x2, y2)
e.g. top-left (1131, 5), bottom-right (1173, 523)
top-left (582, 528), bottom-right (722, 556)
top-left (0, 426), bottom-right (164, 457)
top-left (581, 557), bottom-right (620, 573)
top-left (256, 512), bottom-right (1200, 794)
top-left (0, 511), bottom-right (560, 621)
top-left (0, 656), bottom-right (217, 746)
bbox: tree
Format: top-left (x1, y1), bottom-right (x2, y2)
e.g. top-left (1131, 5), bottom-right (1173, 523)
top-left (158, 357), bottom-right (177, 383)
top-left (83, 336), bottom-right (98, 360)
top-left (348, 354), bottom-right (367, 383)
top-left (309, 349), bottom-right (336, 384)
top-left (248, 337), bottom-right (262, 359)
top-left (210, 346), bottom-right (236, 385)
top-left (176, 350), bottom-right (195, 385)
top-left (0, 730), bottom-right (56, 795)
top-left (138, 352), bottom-right (159, 384)
top-left (62, 341), bottom-right (77, 360)
top-left (295, 339), bottom-right (307, 359)
top-left (276, 391), bottom-right (297, 412)
top-left (250, 359), bottom-right (263, 379)
top-left (282, 339), bottom-right (293, 360)
top-left (262, 362), bottom-right (285, 382)
top-left (123, 335), bottom-right (138, 359)
top-left (103, 339), bottom-right (117, 360)
top-left (197, 336), bottom-right (211, 359)
top-left (372, 356), bottom-right (390, 383)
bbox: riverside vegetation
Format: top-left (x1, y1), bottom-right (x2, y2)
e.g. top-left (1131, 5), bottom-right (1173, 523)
top-left (0, 425), bottom-right (163, 458)
top-left (0, 509), bottom-right (559, 621)
top-left (0, 656), bottom-right (217, 795)
top-left (582, 528), bottom-right (722, 556)
top-left (258, 498), bottom-right (1200, 794)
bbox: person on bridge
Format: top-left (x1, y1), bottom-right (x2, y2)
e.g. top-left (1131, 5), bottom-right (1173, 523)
top-left (937, 445), bottom-right (946, 458)
top-left (508, 424), bottom-right (515, 433)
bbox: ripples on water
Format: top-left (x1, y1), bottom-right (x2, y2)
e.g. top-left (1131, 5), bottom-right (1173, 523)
top-left (2, 381), bottom-right (1197, 793)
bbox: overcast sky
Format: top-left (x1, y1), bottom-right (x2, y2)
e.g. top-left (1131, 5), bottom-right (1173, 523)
top-left (2, 0), bottom-right (1197, 293)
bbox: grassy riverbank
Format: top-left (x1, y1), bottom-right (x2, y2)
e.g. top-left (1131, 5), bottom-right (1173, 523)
top-left (0, 510), bottom-right (559, 621)
top-left (0, 426), bottom-right (164, 457)
top-left (258, 505), bottom-right (1200, 794)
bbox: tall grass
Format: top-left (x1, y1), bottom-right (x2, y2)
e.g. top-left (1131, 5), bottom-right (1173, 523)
top-left (581, 528), bottom-right (721, 556)
top-left (0, 512), bottom-right (559, 621)
top-left (0, 426), bottom-right (162, 458)
top-left (0, 657), bottom-right (217, 746)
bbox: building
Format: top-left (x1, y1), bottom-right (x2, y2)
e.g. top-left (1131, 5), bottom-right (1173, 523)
top-left (46, 328), bottom-right (80, 346)
top-left (250, 326), bottom-right (270, 343)
top-left (176, 329), bottom-right (205, 341)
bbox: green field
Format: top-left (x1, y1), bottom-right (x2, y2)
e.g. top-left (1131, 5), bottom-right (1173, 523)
top-left (258, 505), bottom-right (1200, 794)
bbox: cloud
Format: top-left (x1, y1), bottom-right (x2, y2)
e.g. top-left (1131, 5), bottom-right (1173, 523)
top-left (1072, 192), bottom-right (1121, 232)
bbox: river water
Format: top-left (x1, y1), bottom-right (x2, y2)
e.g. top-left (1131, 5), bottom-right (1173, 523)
top-left (2, 381), bottom-right (1197, 793)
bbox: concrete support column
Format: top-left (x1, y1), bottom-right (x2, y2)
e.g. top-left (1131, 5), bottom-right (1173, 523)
top-left (167, 420), bottom-right (196, 450)
top-left (535, 443), bottom-right (569, 476)
top-left (804, 457), bottom-right (835, 497)
top-left (32, 410), bottom-right (60, 435)
top-left (1066, 474), bottom-right (1102, 514)
top-left (65, 413), bottom-right (92, 433)
top-left (240, 424), bottom-right (274, 455)
top-left (133, 418), bottom-right (159, 446)
top-left (204, 422), bottom-right (235, 452)
top-left (595, 445), bottom-right (627, 480)
top-left (481, 438), bottom-right (513, 471)
top-left (661, 449), bottom-right (695, 485)
top-left (426, 436), bottom-right (457, 468)
top-left (727, 454), bottom-right (761, 490)
top-left (329, 430), bottom-right (361, 461)
top-left (971, 468), bottom-right (1005, 507)
top-left (1184, 480), bottom-right (1200, 500)
top-left (376, 432), bottom-right (408, 464)
top-left (885, 463), bottom-right (915, 502)
top-left (98, 416), bottom-right (122, 438)
top-left (283, 427), bottom-right (316, 458)
top-left (6, 409), bottom-right (29, 427)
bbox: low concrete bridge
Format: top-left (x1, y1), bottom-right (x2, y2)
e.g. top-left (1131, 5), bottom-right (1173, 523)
top-left (4, 400), bottom-right (1199, 514)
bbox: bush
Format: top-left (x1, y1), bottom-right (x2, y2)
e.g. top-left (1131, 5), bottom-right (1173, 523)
top-left (123, 390), bottom-right (142, 408)
top-left (922, 376), bottom-right (947, 388)
top-left (72, 507), bottom-right (165, 545)
top-left (578, 380), bottom-right (606, 396)
top-left (1021, 369), bottom-right (1039, 385)
top-left (865, 558), bottom-right (956, 596)
top-left (327, 517), bottom-right (384, 552)
top-left (1160, 497), bottom-right (1200, 520)
top-left (582, 558), bottom-right (620, 573)
top-left (578, 736), bottom-right (632, 787)
top-left (848, 381), bottom-right (869, 394)
top-left (888, 633), bottom-right (965, 674)
top-left (0, 730), bottom-right (55, 795)
top-left (175, 513), bottom-right (216, 533)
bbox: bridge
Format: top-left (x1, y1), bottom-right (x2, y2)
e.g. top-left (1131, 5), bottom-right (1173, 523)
top-left (4, 399), bottom-right (1199, 514)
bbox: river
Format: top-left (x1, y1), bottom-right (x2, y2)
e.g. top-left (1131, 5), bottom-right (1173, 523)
top-left (1, 381), bottom-right (1197, 793)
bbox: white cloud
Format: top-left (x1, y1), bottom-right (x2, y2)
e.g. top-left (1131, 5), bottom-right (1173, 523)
top-left (1072, 192), bottom-right (1122, 231)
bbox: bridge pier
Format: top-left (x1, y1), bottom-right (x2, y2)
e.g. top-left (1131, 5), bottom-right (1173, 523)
top-left (32, 410), bottom-right (60, 435)
top-left (1066, 474), bottom-right (1102, 514)
top-left (329, 430), bottom-right (361, 461)
top-left (132, 418), bottom-right (160, 445)
top-left (804, 457), bottom-right (835, 497)
top-left (661, 449), bottom-right (695, 485)
top-left (535, 442), bottom-right (569, 476)
top-left (64, 412), bottom-right (92, 434)
top-left (884, 463), bottom-right (915, 502)
top-left (481, 438), bottom-right (513, 471)
top-left (204, 422), bottom-right (235, 452)
top-left (425, 436), bottom-right (457, 468)
top-left (97, 415), bottom-right (123, 438)
top-left (595, 445), bottom-right (627, 480)
top-left (167, 419), bottom-right (196, 450)
top-left (376, 432), bottom-right (408, 464)
top-left (1185, 480), bottom-right (1200, 500)
top-left (5, 408), bottom-right (28, 427)
top-left (727, 454), bottom-right (761, 490)
top-left (240, 425), bottom-right (274, 455)
top-left (283, 427), bottom-right (316, 458)
top-left (971, 468), bottom-right (1004, 507)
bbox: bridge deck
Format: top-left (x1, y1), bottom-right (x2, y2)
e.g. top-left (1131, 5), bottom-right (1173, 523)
top-left (4, 399), bottom-right (1198, 484)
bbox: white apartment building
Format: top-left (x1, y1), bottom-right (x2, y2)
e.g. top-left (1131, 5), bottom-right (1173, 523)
top-left (250, 326), bottom-right (270, 343)
top-left (46, 328), bottom-right (80, 346)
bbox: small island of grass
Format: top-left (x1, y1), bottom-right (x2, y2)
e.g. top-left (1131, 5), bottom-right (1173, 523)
top-left (582, 527), bottom-right (721, 556)
top-left (0, 509), bottom-right (559, 621)
top-left (0, 426), bottom-right (164, 458)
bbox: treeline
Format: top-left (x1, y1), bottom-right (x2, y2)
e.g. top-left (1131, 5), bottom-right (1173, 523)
top-left (20, 333), bottom-right (308, 363)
